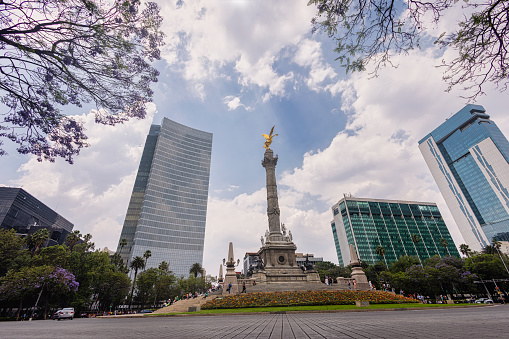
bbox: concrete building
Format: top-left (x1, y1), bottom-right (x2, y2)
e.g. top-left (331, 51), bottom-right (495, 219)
top-left (243, 252), bottom-right (259, 275)
top-left (295, 253), bottom-right (323, 267)
top-left (419, 104), bottom-right (509, 251)
top-left (0, 187), bottom-right (74, 246)
top-left (331, 195), bottom-right (459, 266)
top-left (116, 118), bottom-right (212, 277)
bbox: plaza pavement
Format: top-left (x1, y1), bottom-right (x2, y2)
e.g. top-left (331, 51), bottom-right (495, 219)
top-left (1, 305), bottom-right (507, 338)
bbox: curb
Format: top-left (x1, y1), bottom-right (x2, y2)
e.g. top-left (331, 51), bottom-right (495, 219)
top-left (97, 304), bottom-right (495, 319)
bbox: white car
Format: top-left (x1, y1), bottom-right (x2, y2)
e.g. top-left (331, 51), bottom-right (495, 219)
top-left (53, 308), bottom-right (74, 320)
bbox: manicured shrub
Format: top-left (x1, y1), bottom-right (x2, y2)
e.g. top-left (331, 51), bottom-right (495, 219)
top-left (202, 290), bottom-right (417, 309)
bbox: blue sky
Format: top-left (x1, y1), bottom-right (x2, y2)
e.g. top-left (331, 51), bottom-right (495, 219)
top-left (1, 0), bottom-right (509, 276)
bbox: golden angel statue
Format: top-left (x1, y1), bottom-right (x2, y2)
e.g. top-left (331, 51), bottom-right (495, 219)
top-left (262, 126), bottom-right (278, 149)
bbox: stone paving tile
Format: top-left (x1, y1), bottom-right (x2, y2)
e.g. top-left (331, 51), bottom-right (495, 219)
top-left (1, 305), bottom-right (508, 338)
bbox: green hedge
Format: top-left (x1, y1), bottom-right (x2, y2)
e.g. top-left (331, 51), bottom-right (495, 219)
top-left (202, 290), bottom-right (418, 309)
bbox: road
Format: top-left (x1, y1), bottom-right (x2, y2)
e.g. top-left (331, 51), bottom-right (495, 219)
top-left (1, 305), bottom-right (507, 338)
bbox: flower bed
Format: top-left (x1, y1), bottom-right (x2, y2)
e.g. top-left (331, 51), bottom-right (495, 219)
top-left (202, 290), bottom-right (417, 309)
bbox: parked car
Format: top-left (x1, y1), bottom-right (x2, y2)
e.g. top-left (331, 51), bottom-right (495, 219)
top-left (139, 309), bottom-right (153, 313)
top-left (475, 298), bottom-right (488, 303)
top-left (484, 299), bottom-right (494, 304)
top-left (53, 308), bottom-right (75, 320)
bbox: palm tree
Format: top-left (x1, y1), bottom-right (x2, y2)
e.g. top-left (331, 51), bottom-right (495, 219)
top-left (66, 230), bottom-right (82, 253)
top-left (492, 239), bottom-right (509, 275)
top-left (411, 234), bottom-right (421, 244)
top-left (189, 262), bottom-right (203, 278)
top-left (27, 229), bottom-right (50, 255)
top-left (492, 239), bottom-right (502, 250)
top-left (119, 238), bottom-right (127, 252)
top-left (439, 238), bottom-right (449, 255)
top-left (459, 244), bottom-right (472, 257)
top-left (376, 245), bottom-right (386, 258)
top-left (483, 245), bottom-right (496, 254)
top-left (129, 256), bottom-right (146, 308)
top-left (143, 250), bottom-right (151, 267)
top-left (410, 234), bottom-right (423, 264)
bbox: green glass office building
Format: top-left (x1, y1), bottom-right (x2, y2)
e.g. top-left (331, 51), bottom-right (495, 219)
top-left (331, 196), bottom-right (459, 266)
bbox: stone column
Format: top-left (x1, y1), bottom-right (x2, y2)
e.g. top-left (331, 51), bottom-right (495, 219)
top-left (262, 148), bottom-right (282, 240)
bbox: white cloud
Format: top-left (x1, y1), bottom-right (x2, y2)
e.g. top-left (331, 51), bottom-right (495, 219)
top-left (158, 0), bottom-right (315, 98)
top-left (293, 38), bottom-right (336, 92)
top-left (223, 95), bottom-right (253, 111)
top-left (13, 105), bottom-right (157, 249)
top-left (203, 187), bottom-right (338, 274)
top-left (279, 48), bottom-right (509, 254)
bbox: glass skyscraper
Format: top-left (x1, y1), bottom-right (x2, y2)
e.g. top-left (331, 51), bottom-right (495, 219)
top-left (331, 196), bottom-right (459, 266)
top-left (0, 187), bottom-right (74, 247)
top-left (419, 104), bottom-right (509, 251)
top-left (117, 118), bottom-right (212, 277)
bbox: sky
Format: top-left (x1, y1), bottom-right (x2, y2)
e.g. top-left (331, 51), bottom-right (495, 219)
top-left (1, 0), bottom-right (509, 277)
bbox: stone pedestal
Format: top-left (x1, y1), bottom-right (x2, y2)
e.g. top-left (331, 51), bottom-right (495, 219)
top-left (222, 242), bottom-right (239, 295)
top-left (348, 244), bottom-right (370, 291)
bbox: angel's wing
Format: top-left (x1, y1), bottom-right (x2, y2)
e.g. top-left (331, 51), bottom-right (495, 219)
top-left (262, 134), bottom-right (269, 139)
top-left (269, 126), bottom-right (275, 136)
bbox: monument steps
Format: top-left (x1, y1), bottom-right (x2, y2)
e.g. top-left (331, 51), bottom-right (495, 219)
top-left (152, 295), bottom-right (218, 314)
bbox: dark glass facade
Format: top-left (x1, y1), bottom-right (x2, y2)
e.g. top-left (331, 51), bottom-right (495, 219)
top-left (117, 118), bottom-right (212, 277)
top-left (419, 104), bottom-right (509, 251)
top-left (331, 197), bottom-right (459, 266)
top-left (0, 187), bottom-right (74, 246)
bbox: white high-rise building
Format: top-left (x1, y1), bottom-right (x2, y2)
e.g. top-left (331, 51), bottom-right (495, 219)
top-left (419, 104), bottom-right (509, 251)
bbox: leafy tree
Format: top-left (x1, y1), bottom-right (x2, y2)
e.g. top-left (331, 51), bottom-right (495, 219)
top-left (363, 261), bottom-right (387, 289)
top-left (389, 255), bottom-right (420, 274)
top-left (0, 0), bottom-right (164, 162)
top-left (110, 252), bottom-right (128, 274)
top-left (31, 244), bottom-right (67, 268)
top-left (0, 265), bottom-right (78, 320)
top-left (315, 261), bottom-right (351, 282)
top-left (26, 228), bottom-right (50, 255)
top-left (465, 253), bottom-right (509, 280)
top-left (158, 261), bottom-right (170, 272)
top-left (0, 265), bottom-right (49, 319)
top-left (189, 262), bottom-right (203, 278)
top-left (134, 267), bottom-right (158, 308)
top-left (308, 0), bottom-right (509, 99)
top-left (0, 228), bottom-right (30, 276)
top-left (179, 275), bottom-right (211, 295)
top-left (92, 270), bottom-right (131, 311)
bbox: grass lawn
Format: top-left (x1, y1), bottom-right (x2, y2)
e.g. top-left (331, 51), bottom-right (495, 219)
top-left (150, 303), bottom-right (482, 316)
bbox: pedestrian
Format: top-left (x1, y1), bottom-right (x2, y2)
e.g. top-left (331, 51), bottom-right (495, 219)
top-left (242, 282), bottom-right (246, 293)
top-left (227, 282), bottom-right (232, 294)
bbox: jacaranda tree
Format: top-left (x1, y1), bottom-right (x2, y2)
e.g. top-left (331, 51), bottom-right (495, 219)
top-left (0, 0), bottom-right (164, 163)
top-left (308, 0), bottom-right (509, 99)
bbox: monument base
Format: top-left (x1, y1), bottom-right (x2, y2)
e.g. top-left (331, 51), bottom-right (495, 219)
top-left (249, 239), bottom-right (322, 289)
